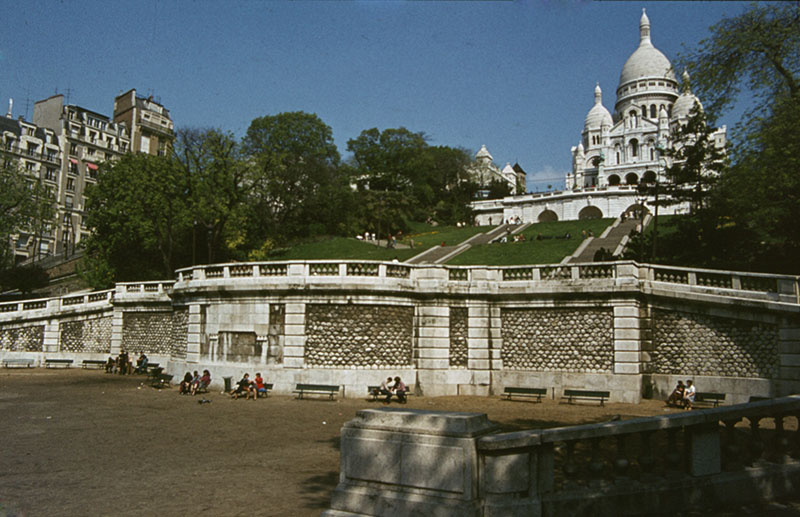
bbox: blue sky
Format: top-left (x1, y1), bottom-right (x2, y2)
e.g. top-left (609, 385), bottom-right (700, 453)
top-left (0, 0), bottom-right (752, 191)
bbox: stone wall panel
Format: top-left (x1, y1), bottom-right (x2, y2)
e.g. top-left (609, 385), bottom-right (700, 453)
top-left (449, 307), bottom-right (468, 368)
top-left (652, 309), bottom-right (779, 378)
top-left (0, 325), bottom-right (44, 352)
top-left (305, 304), bottom-right (413, 367)
top-left (60, 316), bottom-right (112, 353)
top-left (501, 308), bottom-right (613, 372)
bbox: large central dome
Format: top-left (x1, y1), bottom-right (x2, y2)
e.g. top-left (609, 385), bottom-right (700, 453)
top-left (618, 9), bottom-right (676, 88)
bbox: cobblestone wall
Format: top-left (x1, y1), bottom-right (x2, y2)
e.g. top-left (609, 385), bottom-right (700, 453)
top-left (60, 317), bottom-right (112, 353)
top-left (171, 308), bottom-right (188, 359)
top-left (450, 307), bottom-right (468, 368)
top-left (652, 310), bottom-right (779, 378)
top-left (501, 308), bottom-right (613, 372)
top-left (305, 304), bottom-right (413, 367)
top-left (122, 311), bottom-right (178, 355)
top-left (0, 325), bottom-right (44, 352)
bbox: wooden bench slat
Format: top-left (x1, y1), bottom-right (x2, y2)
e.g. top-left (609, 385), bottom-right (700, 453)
top-left (561, 389), bottom-right (610, 406)
top-left (503, 387), bottom-right (547, 402)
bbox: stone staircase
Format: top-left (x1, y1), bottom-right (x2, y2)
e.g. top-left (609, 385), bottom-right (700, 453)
top-left (567, 217), bottom-right (643, 263)
top-left (406, 224), bottom-right (513, 264)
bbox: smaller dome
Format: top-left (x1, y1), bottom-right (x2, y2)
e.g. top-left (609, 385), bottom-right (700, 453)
top-left (671, 71), bottom-right (702, 120)
top-left (584, 83), bottom-right (613, 131)
top-left (476, 144), bottom-right (493, 161)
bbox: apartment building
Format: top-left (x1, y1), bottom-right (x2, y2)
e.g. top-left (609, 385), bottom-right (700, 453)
top-left (1, 103), bottom-right (62, 262)
top-left (113, 89), bottom-right (174, 156)
top-left (33, 94), bottom-right (132, 257)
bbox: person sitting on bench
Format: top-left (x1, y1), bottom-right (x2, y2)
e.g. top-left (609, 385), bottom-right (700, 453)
top-left (191, 369), bottom-right (211, 395)
top-left (391, 376), bottom-right (407, 404)
top-left (666, 380), bottom-right (685, 407)
top-left (249, 373), bottom-right (268, 400)
top-left (105, 356), bottom-right (115, 373)
top-left (179, 372), bottom-right (195, 395)
top-left (134, 353), bottom-right (149, 374)
top-left (683, 380), bottom-right (696, 410)
top-left (231, 373), bottom-right (251, 399)
top-left (378, 377), bottom-right (394, 403)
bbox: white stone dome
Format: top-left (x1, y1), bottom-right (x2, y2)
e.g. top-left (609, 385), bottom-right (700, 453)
top-left (671, 70), bottom-right (703, 120)
top-left (476, 144), bottom-right (493, 161)
top-left (618, 9), bottom-right (676, 88)
top-left (584, 83), bottom-right (613, 131)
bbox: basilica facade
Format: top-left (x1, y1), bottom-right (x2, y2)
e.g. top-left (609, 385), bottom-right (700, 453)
top-left (472, 9), bottom-right (726, 225)
top-left (567, 9), bottom-right (726, 190)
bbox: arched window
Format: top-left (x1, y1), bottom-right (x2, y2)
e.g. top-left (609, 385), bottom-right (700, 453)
top-left (650, 147), bottom-right (655, 160)
top-left (579, 206), bottom-right (603, 220)
top-left (650, 104), bottom-right (657, 118)
top-left (641, 106), bottom-right (647, 119)
top-left (537, 210), bottom-right (558, 223)
top-left (642, 170), bottom-right (657, 183)
top-left (625, 173), bottom-right (639, 185)
top-left (608, 174), bottom-right (621, 186)
top-left (630, 139), bottom-right (639, 157)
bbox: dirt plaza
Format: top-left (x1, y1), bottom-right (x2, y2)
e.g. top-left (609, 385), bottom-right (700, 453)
top-left (1, 369), bottom-right (797, 517)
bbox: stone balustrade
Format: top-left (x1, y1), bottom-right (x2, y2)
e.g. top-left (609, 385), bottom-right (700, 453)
top-left (326, 397), bottom-right (800, 516)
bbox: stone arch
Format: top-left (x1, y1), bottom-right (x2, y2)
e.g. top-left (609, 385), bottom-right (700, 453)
top-left (537, 210), bottom-right (558, 223)
top-left (608, 174), bottom-right (621, 186)
top-left (625, 173), bottom-right (639, 185)
top-left (624, 203), bottom-right (650, 219)
top-left (642, 170), bottom-right (657, 183)
top-left (579, 206), bottom-right (603, 220)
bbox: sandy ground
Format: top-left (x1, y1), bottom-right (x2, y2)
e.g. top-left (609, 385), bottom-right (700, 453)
top-left (0, 369), bottom-right (797, 517)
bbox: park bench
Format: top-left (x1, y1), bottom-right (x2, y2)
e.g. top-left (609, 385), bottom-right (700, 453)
top-left (749, 395), bottom-right (771, 403)
top-left (81, 359), bottom-right (106, 369)
top-left (503, 386), bottom-right (547, 402)
top-left (151, 373), bottom-right (173, 389)
top-left (694, 392), bottom-right (726, 408)
top-left (147, 366), bottom-right (164, 382)
top-left (294, 383), bottom-right (340, 400)
top-left (45, 358), bottom-right (74, 368)
top-left (367, 385), bottom-right (414, 401)
top-left (2, 358), bottom-right (35, 368)
top-left (561, 389), bottom-right (610, 406)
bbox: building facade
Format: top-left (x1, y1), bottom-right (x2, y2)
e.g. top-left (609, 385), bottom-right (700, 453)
top-left (473, 10), bottom-right (726, 225)
top-left (467, 145), bottom-right (526, 196)
top-left (113, 89), bottom-right (174, 156)
top-left (33, 94), bottom-right (132, 257)
top-left (567, 9), bottom-right (726, 189)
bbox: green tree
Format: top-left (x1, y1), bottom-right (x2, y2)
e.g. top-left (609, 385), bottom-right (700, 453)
top-left (175, 128), bottom-right (247, 264)
top-left (83, 153), bottom-right (190, 284)
top-left (0, 159), bottom-right (55, 269)
top-left (243, 112), bottom-right (344, 246)
top-left (677, 3), bottom-right (800, 273)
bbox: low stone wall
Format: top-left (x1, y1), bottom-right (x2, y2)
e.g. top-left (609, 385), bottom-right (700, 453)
top-left (0, 262), bottom-right (798, 401)
top-left (325, 398), bottom-right (800, 516)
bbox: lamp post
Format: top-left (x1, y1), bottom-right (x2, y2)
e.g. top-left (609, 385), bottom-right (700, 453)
top-left (62, 210), bottom-right (73, 258)
top-left (652, 143), bottom-right (667, 260)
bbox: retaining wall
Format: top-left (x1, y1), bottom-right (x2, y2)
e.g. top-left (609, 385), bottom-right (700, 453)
top-left (1, 261), bottom-right (798, 401)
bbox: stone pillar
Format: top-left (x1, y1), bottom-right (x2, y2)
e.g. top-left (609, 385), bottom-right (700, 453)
top-left (468, 304), bottom-right (492, 393)
top-left (778, 323), bottom-right (800, 396)
top-left (687, 422), bottom-right (721, 476)
top-left (415, 304), bottom-right (450, 395)
top-left (42, 318), bottom-right (60, 354)
top-left (110, 306), bottom-right (124, 355)
top-left (185, 304), bottom-right (203, 364)
top-left (324, 408), bottom-right (498, 517)
top-left (612, 302), bottom-right (645, 403)
top-left (283, 303), bottom-right (306, 369)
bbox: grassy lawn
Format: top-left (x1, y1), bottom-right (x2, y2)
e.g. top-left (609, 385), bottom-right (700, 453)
top-left (266, 223), bottom-right (492, 262)
top-left (448, 219), bottom-right (614, 266)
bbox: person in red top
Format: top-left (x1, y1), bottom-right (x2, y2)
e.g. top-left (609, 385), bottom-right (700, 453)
top-left (249, 372), bottom-right (268, 400)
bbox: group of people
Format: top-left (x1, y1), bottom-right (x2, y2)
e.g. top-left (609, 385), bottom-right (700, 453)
top-left (375, 376), bottom-right (408, 404)
top-left (104, 352), bottom-right (149, 375)
top-left (179, 370), bottom-right (212, 395)
top-left (666, 379), bottom-right (696, 410)
top-left (230, 372), bottom-right (269, 400)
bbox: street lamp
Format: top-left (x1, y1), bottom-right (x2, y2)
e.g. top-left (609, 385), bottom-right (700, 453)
top-left (62, 210), bottom-right (73, 258)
